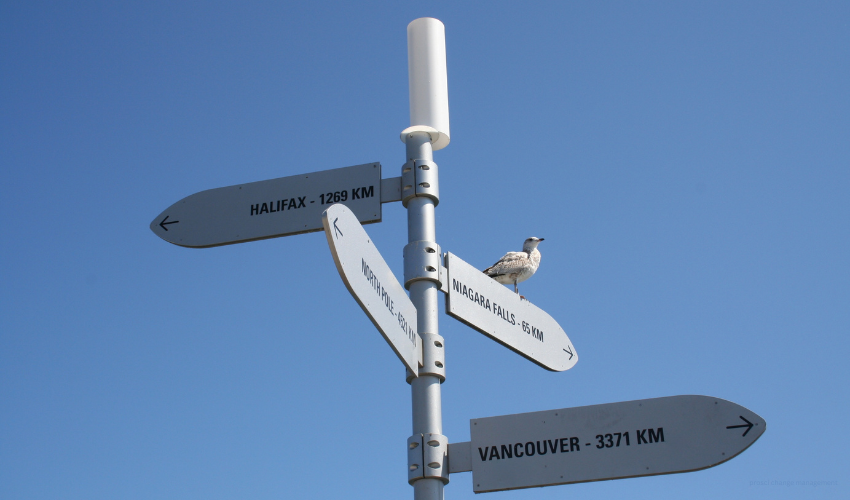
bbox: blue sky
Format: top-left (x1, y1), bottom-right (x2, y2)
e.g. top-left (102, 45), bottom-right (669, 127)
top-left (2, 2), bottom-right (848, 499)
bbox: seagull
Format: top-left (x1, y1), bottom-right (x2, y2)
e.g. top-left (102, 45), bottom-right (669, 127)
top-left (483, 237), bottom-right (544, 297)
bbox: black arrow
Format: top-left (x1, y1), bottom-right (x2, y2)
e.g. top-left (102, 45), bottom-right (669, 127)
top-left (159, 216), bottom-right (179, 231)
top-left (333, 217), bottom-right (343, 239)
top-left (726, 416), bottom-right (754, 436)
top-left (563, 346), bottom-right (574, 360)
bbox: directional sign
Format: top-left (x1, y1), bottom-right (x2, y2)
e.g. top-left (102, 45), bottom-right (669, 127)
top-left (322, 203), bottom-right (422, 375)
top-left (466, 395), bottom-right (766, 493)
top-left (444, 252), bottom-right (576, 371)
top-left (151, 163), bottom-right (383, 248)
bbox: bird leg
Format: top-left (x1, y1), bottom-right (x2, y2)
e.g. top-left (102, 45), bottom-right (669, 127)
top-left (514, 281), bottom-right (528, 300)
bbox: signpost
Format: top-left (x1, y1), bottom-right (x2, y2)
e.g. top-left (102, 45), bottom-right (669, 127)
top-left (445, 252), bottom-right (577, 372)
top-left (322, 204), bottom-right (421, 375)
top-left (149, 17), bottom-right (766, 500)
top-left (450, 395), bottom-right (766, 493)
top-left (150, 162), bottom-right (383, 248)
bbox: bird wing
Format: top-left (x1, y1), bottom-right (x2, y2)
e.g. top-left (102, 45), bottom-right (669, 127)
top-left (483, 251), bottom-right (528, 277)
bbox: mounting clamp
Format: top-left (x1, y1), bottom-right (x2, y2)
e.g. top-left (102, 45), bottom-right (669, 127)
top-left (404, 241), bottom-right (442, 290)
top-left (406, 333), bottom-right (445, 383)
top-left (407, 433), bottom-right (450, 485)
top-left (401, 160), bottom-right (440, 207)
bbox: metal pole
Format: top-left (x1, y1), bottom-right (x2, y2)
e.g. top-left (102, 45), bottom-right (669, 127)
top-left (405, 131), bottom-right (445, 500)
top-left (403, 18), bottom-right (449, 499)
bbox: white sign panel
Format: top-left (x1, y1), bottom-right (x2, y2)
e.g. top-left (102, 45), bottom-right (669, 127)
top-left (322, 203), bottom-right (422, 375)
top-left (151, 163), bottom-right (382, 248)
top-left (468, 395), bottom-right (766, 493)
top-left (445, 252), bottom-right (576, 371)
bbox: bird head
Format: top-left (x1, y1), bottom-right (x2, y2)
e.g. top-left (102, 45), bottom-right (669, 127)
top-left (523, 237), bottom-right (544, 252)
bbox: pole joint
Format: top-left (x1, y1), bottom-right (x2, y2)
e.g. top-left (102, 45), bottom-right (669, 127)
top-left (407, 333), bottom-right (445, 383)
top-left (401, 159), bottom-right (440, 207)
top-left (407, 433), bottom-right (450, 485)
top-left (404, 241), bottom-right (442, 290)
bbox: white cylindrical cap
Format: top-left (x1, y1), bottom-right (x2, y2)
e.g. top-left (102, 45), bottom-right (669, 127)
top-left (405, 18), bottom-right (450, 150)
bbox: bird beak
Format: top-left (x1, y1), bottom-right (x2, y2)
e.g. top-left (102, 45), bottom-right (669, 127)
top-left (538, 238), bottom-right (544, 241)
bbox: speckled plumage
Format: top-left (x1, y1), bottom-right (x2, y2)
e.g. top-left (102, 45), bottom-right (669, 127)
top-left (483, 237), bottom-right (544, 296)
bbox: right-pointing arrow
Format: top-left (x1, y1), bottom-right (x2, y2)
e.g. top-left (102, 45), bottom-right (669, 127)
top-left (726, 415), bottom-right (754, 436)
top-left (563, 346), bottom-right (574, 360)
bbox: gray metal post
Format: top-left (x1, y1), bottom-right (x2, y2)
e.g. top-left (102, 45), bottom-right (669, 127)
top-left (404, 131), bottom-right (447, 500)
top-left (403, 17), bottom-right (450, 499)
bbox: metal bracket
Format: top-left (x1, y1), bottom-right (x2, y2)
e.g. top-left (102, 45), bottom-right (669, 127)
top-left (447, 441), bottom-right (472, 473)
top-left (403, 241), bottom-right (442, 289)
top-left (380, 176), bottom-right (402, 203)
top-left (421, 333), bottom-right (445, 381)
top-left (408, 433), bottom-right (450, 485)
top-left (438, 253), bottom-right (448, 293)
top-left (401, 160), bottom-right (440, 207)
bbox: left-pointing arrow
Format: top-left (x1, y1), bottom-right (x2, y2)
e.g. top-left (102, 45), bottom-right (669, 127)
top-left (333, 217), bottom-right (343, 238)
top-left (159, 216), bottom-right (179, 231)
top-left (149, 162), bottom-right (383, 248)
